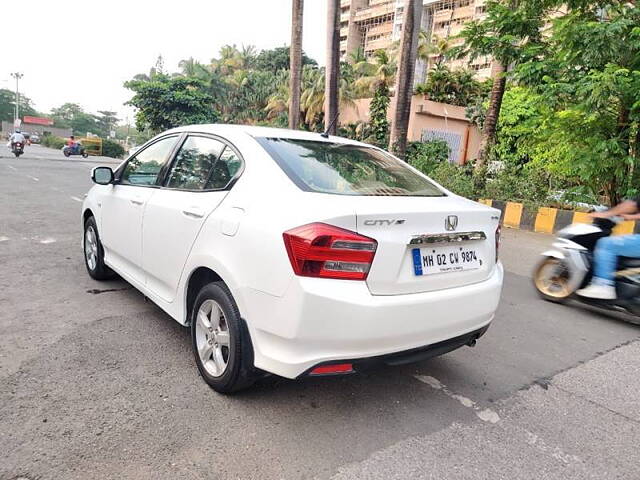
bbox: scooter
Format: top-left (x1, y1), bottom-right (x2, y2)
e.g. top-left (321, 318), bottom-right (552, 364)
top-left (11, 142), bottom-right (24, 157)
top-left (533, 217), bottom-right (640, 319)
top-left (62, 143), bottom-right (89, 158)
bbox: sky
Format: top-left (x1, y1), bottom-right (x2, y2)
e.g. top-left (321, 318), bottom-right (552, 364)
top-left (0, 0), bottom-right (327, 124)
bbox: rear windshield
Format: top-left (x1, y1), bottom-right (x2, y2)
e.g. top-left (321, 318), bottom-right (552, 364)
top-left (256, 137), bottom-right (445, 197)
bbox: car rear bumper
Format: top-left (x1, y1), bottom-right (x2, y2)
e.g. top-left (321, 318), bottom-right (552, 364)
top-left (243, 263), bottom-right (504, 379)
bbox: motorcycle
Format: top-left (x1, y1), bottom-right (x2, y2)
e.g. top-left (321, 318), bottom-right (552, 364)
top-left (533, 217), bottom-right (640, 319)
top-left (11, 142), bottom-right (24, 157)
top-left (62, 143), bottom-right (89, 158)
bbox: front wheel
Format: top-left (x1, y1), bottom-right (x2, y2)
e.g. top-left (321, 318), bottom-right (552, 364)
top-left (191, 282), bottom-right (256, 393)
top-left (82, 151), bottom-right (89, 158)
top-left (533, 257), bottom-right (573, 303)
top-left (83, 217), bottom-right (115, 280)
top-left (63, 149), bottom-right (71, 157)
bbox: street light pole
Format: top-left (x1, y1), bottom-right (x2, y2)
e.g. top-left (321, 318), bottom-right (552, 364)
top-left (10, 72), bottom-right (24, 124)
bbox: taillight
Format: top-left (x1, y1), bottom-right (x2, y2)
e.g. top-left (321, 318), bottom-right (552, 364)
top-left (495, 224), bottom-right (501, 262)
top-left (283, 222), bottom-right (377, 280)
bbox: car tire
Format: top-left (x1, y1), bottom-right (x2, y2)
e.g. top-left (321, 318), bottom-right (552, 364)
top-left (83, 216), bottom-right (115, 280)
top-left (191, 282), bottom-right (256, 393)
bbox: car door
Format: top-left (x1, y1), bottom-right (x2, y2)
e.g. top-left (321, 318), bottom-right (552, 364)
top-left (142, 134), bottom-right (244, 302)
top-left (99, 135), bottom-right (179, 285)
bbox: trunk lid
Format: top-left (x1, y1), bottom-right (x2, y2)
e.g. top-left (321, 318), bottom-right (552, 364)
top-left (351, 195), bottom-right (500, 295)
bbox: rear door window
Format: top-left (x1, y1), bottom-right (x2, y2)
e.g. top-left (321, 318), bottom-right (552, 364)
top-left (257, 137), bottom-right (444, 197)
top-left (205, 147), bottom-right (243, 190)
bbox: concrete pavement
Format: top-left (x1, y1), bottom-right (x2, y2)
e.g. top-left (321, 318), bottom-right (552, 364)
top-left (0, 146), bottom-right (638, 480)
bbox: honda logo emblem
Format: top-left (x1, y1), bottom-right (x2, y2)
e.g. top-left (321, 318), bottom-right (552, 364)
top-left (445, 215), bottom-right (458, 231)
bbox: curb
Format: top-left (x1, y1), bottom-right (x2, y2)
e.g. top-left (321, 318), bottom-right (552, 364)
top-left (479, 200), bottom-right (639, 236)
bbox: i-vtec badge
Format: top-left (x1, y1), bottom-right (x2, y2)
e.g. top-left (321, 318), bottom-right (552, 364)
top-left (363, 219), bottom-right (406, 226)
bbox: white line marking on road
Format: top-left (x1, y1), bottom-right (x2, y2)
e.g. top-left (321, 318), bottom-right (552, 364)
top-left (70, 196), bottom-right (83, 202)
top-left (415, 375), bottom-right (501, 423)
top-left (27, 176), bottom-right (39, 182)
top-left (39, 238), bottom-right (56, 244)
top-left (0, 236), bottom-right (9, 242)
top-left (7, 165), bottom-right (17, 171)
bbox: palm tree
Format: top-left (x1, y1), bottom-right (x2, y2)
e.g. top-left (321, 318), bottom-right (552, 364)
top-left (289, 0), bottom-right (304, 129)
top-left (351, 49), bottom-right (396, 147)
top-left (477, 61), bottom-right (506, 165)
top-left (178, 57), bottom-right (210, 80)
top-left (389, 0), bottom-right (423, 157)
top-left (301, 67), bottom-right (356, 131)
top-left (353, 49), bottom-right (396, 96)
top-left (324, 0), bottom-right (340, 135)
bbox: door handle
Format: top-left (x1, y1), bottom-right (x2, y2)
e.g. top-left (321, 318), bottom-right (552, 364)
top-left (130, 198), bottom-right (144, 205)
top-left (182, 209), bottom-right (205, 219)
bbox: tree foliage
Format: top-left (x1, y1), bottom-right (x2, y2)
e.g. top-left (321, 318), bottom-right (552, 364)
top-left (415, 65), bottom-right (489, 106)
top-left (253, 46), bottom-right (317, 73)
top-left (0, 89), bottom-right (38, 122)
top-left (516, 0), bottom-right (640, 205)
top-left (124, 75), bottom-right (219, 133)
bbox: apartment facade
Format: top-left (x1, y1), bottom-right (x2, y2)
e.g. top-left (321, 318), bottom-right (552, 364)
top-left (339, 0), bottom-right (494, 81)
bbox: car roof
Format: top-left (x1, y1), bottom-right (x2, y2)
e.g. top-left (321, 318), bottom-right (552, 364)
top-left (165, 124), bottom-right (369, 147)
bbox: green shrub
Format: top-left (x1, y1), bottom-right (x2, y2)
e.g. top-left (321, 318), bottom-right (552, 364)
top-left (102, 139), bottom-right (125, 159)
top-left (429, 162), bottom-right (480, 199)
top-left (484, 163), bottom-right (551, 209)
top-left (406, 140), bottom-right (450, 175)
top-left (41, 135), bottom-right (66, 150)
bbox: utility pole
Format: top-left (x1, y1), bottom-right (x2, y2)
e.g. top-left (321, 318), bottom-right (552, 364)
top-left (10, 72), bottom-right (24, 124)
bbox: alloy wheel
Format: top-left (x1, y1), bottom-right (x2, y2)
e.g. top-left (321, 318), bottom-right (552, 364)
top-left (195, 299), bottom-right (231, 377)
top-left (84, 226), bottom-right (98, 271)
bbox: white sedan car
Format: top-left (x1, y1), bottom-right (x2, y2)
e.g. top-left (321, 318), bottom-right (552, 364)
top-left (83, 125), bottom-right (503, 393)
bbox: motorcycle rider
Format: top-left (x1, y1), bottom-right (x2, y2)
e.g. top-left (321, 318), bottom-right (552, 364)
top-left (9, 129), bottom-right (26, 149)
top-left (576, 198), bottom-right (640, 299)
top-left (67, 135), bottom-right (78, 154)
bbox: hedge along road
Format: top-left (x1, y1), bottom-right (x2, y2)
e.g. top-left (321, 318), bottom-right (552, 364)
top-left (0, 145), bottom-right (638, 480)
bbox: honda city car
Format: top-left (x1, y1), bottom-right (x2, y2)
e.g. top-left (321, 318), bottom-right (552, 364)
top-left (82, 125), bottom-right (504, 393)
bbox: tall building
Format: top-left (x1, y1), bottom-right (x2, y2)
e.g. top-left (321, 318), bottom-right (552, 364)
top-left (339, 0), bottom-right (494, 82)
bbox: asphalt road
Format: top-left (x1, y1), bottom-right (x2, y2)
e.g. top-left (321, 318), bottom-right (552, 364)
top-left (1, 145), bottom-right (638, 480)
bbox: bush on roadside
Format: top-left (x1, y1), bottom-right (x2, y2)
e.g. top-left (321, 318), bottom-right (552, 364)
top-left (406, 140), bottom-right (450, 175)
top-left (41, 135), bottom-right (66, 150)
top-left (429, 162), bottom-right (480, 199)
top-left (102, 139), bottom-right (125, 159)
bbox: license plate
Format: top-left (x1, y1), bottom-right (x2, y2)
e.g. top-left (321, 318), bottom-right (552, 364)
top-left (411, 245), bottom-right (483, 276)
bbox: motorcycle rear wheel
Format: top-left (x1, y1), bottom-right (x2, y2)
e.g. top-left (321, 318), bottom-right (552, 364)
top-left (533, 257), bottom-right (573, 303)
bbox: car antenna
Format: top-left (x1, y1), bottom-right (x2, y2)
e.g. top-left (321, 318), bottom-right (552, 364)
top-left (320, 112), bottom-right (339, 138)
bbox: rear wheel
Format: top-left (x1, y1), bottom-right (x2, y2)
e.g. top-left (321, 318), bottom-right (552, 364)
top-left (14, 151), bottom-right (20, 157)
top-left (533, 257), bottom-right (573, 303)
top-left (191, 282), bottom-right (256, 393)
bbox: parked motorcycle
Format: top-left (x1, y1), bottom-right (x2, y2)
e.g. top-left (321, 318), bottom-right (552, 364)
top-left (533, 217), bottom-right (640, 319)
top-left (11, 142), bottom-right (24, 157)
top-left (62, 143), bottom-right (89, 158)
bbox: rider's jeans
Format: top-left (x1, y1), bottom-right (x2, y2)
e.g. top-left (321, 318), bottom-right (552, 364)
top-left (593, 234), bottom-right (640, 285)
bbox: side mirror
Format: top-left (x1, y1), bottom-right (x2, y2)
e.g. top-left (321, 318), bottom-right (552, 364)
top-left (92, 166), bottom-right (114, 185)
